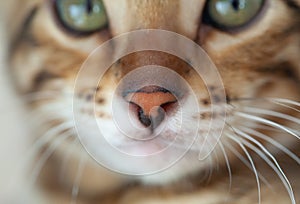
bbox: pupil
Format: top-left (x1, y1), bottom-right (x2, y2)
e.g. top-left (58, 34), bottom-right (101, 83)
top-left (86, 0), bottom-right (93, 14)
top-left (231, 0), bottom-right (240, 11)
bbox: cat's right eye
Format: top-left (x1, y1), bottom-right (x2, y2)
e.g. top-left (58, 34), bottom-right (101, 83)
top-left (54, 0), bottom-right (108, 34)
top-left (203, 0), bottom-right (265, 30)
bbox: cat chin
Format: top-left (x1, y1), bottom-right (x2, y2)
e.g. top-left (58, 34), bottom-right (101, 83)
top-left (75, 124), bottom-right (212, 182)
top-left (137, 153), bottom-right (211, 185)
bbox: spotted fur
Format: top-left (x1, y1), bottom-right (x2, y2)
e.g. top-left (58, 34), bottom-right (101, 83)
top-left (3, 0), bottom-right (300, 203)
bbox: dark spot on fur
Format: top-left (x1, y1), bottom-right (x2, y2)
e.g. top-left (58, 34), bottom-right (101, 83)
top-left (200, 113), bottom-right (205, 119)
top-left (33, 71), bottom-right (58, 89)
top-left (200, 112), bottom-right (211, 119)
top-left (202, 99), bottom-right (210, 105)
top-left (257, 61), bottom-right (299, 83)
top-left (263, 81), bottom-right (274, 89)
top-left (208, 86), bottom-right (216, 91)
top-left (97, 98), bottom-right (105, 104)
top-left (184, 69), bottom-right (191, 74)
top-left (114, 71), bottom-right (121, 78)
top-left (212, 95), bottom-right (221, 103)
top-left (226, 95), bottom-right (231, 103)
top-left (86, 94), bottom-right (93, 101)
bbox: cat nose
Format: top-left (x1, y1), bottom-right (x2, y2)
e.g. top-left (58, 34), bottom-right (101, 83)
top-left (124, 86), bottom-right (178, 129)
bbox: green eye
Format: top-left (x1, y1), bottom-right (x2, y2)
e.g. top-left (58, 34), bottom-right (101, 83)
top-left (55, 0), bottom-right (108, 33)
top-left (205, 0), bottom-right (264, 29)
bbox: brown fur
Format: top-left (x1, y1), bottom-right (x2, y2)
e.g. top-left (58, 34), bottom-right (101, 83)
top-left (4, 0), bottom-right (300, 203)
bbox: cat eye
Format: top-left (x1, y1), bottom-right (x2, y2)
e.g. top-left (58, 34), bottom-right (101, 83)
top-left (54, 0), bottom-right (108, 34)
top-left (204, 0), bottom-right (265, 30)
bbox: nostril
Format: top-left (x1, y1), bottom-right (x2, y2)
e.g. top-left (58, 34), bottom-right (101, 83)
top-left (137, 106), bottom-right (165, 128)
top-left (124, 86), bottom-right (178, 129)
top-left (138, 107), bottom-right (152, 127)
top-left (160, 101), bottom-right (178, 115)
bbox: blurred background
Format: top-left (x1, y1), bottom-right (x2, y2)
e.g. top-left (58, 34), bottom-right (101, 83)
top-left (0, 1), bottom-right (33, 202)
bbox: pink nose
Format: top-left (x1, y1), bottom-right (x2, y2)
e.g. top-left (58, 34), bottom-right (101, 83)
top-left (124, 86), bottom-right (178, 129)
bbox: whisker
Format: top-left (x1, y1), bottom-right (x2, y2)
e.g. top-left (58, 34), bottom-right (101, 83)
top-left (218, 142), bottom-right (232, 200)
top-left (222, 140), bottom-right (270, 187)
top-left (211, 143), bottom-right (220, 172)
top-left (229, 97), bottom-right (300, 112)
top-left (71, 153), bottom-right (87, 204)
top-left (243, 107), bottom-right (300, 125)
top-left (29, 129), bottom-right (74, 184)
top-left (254, 124), bottom-right (282, 132)
top-left (59, 138), bottom-right (80, 183)
top-left (22, 91), bottom-right (62, 102)
top-left (233, 127), bottom-right (294, 191)
top-left (29, 122), bottom-right (75, 160)
top-left (194, 136), bottom-right (216, 183)
top-left (239, 127), bottom-right (300, 165)
top-left (23, 86), bottom-right (96, 104)
top-left (27, 105), bottom-right (73, 127)
top-left (236, 112), bottom-right (300, 140)
top-left (231, 134), bottom-right (296, 204)
top-left (225, 133), bottom-right (261, 204)
top-left (206, 156), bottom-right (214, 184)
top-left (23, 129), bottom-right (74, 201)
top-left (268, 98), bottom-right (300, 108)
top-left (229, 97), bottom-right (300, 106)
top-left (9, 121), bottom-right (75, 186)
top-left (268, 100), bottom-right (300, 113)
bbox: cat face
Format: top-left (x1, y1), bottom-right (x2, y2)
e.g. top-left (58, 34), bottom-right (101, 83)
top-left (9, 0), bottom-right (300, 193)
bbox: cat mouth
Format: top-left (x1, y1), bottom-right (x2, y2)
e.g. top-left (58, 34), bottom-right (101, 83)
top-left (117, 140), bottom-right (167, 156)
top-left (111, 125), bottom-right (203, 156)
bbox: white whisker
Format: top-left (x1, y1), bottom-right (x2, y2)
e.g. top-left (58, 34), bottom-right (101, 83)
top-left (269, 101), bottom-right (300, 113)
top-left (28, 105), bottom-right (73, 128)
top-left (268, 98), bottom-right (300, 108)
top-left (230, 97), bottom-right (300, 106)
top-left (222, 140), bottom-right (270, 187)
top-left (11, 122), bottom-right (75, 182)
top-left (23, 129), bottom-right (74, 201)
top-left (243, 107), bottom-right (300, 125)
top-left (225, 133), bottom-right (261, 204)
top-left (230, 98), bottom-right (300, 113)
top-left (233, 136), bottom-right (296, 204)
top-left (206, 156), bottom-right (214, 184)
top-left (71, 153), bottom-right (87, 204)
top-left (23, 92), bottom-right (61, 102)
top-left (30, 122), bottom-right (75, 160)
top-left (29, 130), bottom-right (74, 184)
top-left (236, 112), bottom-right (300, 140)
top-left (240, 127), bottom-right (300, 165)
top-left (254, 124), bottom-right (282, 132)
top-left (211, 143), bottom-right (220, 172)
top-left (218, 142), bottom-right (232, 199)
top-left (59, 138), bottom-right (80, 183)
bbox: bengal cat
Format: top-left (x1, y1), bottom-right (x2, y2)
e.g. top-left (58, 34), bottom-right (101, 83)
top-left (3, 0), bottom-right (300, 203)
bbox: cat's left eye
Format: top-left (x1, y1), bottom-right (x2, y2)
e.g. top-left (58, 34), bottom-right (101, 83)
top-left (55, 0), bottom-right (108, 34)
top-left (203, 0), bottom-right (265, 30)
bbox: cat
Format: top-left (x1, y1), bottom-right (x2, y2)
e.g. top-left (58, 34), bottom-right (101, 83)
top-left (3, 0), bottom-right (300, 203)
